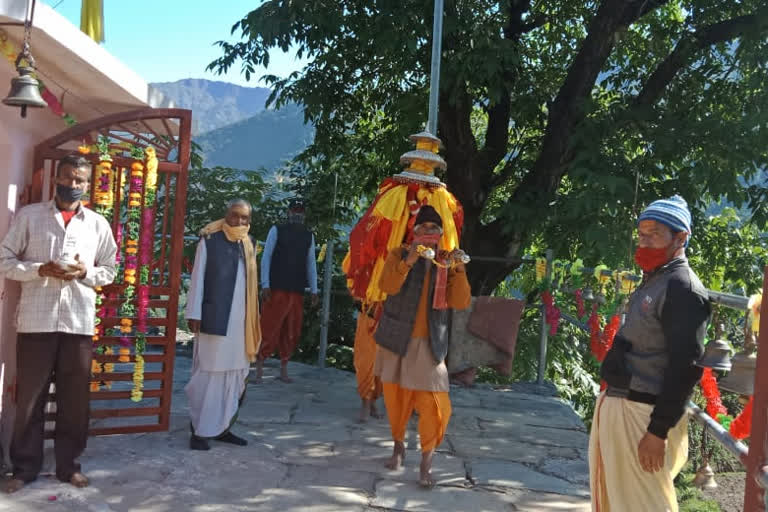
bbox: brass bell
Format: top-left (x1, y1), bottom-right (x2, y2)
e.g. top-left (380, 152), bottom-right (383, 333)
top-left (718, 350), bottom-right (756, 396)
top-left (2, 65), bottom-right (47, 118)
top-left (696, 327), bottom-right (732, 371)
top-left (692, 462), bottom-right (717, 490)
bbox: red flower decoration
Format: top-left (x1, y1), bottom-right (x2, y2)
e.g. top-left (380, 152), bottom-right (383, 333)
top-left (729, 396), bottom-right (753, 440)
top-left (700, 368), bottom-right (728, 419)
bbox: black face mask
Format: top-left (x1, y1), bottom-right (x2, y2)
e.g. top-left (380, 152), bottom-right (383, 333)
top-left (288, 212), bottom-right (305, 224)
top-left (56, 184), bottom-right (85, 203)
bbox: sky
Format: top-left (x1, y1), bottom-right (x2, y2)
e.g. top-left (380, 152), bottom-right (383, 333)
top-left (42, 0), bottom-right (305, 87)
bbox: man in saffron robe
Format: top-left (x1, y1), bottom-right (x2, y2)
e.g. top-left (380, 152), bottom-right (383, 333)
top-left (354, 306), bottom-right (382, 422)
top-left (589, 195), bottom-right (710, 511)
top-left (185, 199), bottom-right (261, 450)
top-left (374, 205), bottom-right (471, 488)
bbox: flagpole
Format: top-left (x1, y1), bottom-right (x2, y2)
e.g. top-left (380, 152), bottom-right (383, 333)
top-left (426, 0), bottom-right (444, 135)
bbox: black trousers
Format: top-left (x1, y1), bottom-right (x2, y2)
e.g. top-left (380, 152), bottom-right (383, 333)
top-left (11, 332), bottom-right (92, 482)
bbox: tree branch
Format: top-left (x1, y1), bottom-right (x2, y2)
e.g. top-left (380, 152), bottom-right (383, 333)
top-left (509, 0), bottom-right (670, 206)
top-left (635, 7), bottom-right (768, 109)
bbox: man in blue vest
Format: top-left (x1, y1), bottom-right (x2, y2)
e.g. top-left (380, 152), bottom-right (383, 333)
top-left (255, 200), bottom-right (318, 383)
top-left (185, 199), bottom-right (262, 450)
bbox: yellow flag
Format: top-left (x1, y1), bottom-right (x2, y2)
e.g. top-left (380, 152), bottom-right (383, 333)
top-left (80, 0), bottom-right (104, 43)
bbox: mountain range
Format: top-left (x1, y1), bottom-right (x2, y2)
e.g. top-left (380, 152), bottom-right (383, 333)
top-left (151, 79), bottom-right (312, 171)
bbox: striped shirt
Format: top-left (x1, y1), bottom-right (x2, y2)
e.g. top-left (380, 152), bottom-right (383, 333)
top-left (0, 200), bottom-right (117, 335)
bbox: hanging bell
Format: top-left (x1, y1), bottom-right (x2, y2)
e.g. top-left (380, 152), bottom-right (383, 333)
top-left (2, 66), bottom-right (47, 118)
top-left (718, 350), bottom-right (756, 396)
top-left (695, 329), bottom-right (732, 371)
top-left (595, 292), bottom-right (606, 304)
top-left (692, 462), bottom-right (717, 490)
top-left (583, 287), bottom-right (595, 301)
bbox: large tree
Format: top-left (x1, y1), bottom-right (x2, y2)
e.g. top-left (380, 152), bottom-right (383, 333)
top-left (209, 0), bottom-right (768, 294)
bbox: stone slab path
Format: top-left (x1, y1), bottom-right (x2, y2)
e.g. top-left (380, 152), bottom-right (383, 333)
top-left (1, 352), bottom-right (591, 511)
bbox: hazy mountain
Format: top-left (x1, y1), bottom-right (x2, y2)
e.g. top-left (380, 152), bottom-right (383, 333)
top-left (151, 79), bottom-right (313, 172)
top-left (195, 104), bottom-right (313, 171)
top-left (151, 79), bottom-right (271, 135)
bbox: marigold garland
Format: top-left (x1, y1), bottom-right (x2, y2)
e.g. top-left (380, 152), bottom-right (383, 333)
top-left (699, 367), bottom-right (755, 439)
top-left (118, 159), bottom-right (144, 361)
top-left (730, 396), bottom-right (753, 440)
top-left (700, 368), bottom-right (729, 419)
top-left (130, 147), bottom-right (158, 402)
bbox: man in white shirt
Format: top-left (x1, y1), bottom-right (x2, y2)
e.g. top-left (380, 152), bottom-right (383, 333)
top-left (0, 155), bottom-right (117, 493)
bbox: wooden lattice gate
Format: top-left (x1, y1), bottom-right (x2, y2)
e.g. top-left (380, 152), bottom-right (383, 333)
top-left (31, 108), bottom-right (192, 436)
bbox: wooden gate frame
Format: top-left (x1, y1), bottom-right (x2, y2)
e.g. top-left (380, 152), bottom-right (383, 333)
top-left (32, 108), bottom-right (192, 435)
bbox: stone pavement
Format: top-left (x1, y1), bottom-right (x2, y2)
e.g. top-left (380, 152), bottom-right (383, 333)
top-left (0, 351), bottom-right (591, 511)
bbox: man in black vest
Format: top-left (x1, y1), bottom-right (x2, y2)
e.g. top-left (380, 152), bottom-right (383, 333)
top-left (256, 200), bottom-right (318, 383)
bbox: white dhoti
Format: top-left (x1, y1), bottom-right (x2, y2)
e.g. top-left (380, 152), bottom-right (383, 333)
top-left (588, 393), bottom-right (688, 512)
top-left (185, 240), bottom-right (250, 438)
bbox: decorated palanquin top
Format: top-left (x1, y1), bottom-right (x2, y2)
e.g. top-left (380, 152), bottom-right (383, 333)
top-left (343, 131), bottom-right (464, 305)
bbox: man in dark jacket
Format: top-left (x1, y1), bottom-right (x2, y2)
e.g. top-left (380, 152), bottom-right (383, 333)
top-left (256, 200), bottom-right (318, 383)
top-left (589, 195), bottom-right (710, 511)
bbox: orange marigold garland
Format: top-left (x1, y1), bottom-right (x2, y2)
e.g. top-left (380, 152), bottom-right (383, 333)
top-left (729, 396), bottom-right (753, 440)
top-left (700, 367), bottom-right (733, 428)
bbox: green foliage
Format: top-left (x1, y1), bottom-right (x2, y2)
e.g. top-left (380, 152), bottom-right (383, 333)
top-left (675, 472), bottom-right (722, 512)
top-left (210, 0), bottom-right (768, 294)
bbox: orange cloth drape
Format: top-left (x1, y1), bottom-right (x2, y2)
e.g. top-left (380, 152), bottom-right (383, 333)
top-left (382, 382), bottom-right (451, 453)
top-left (353, 313), bottom-right (382, 401)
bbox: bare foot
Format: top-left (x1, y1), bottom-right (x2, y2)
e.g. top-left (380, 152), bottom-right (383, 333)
top-left (369, 401), bottom-right (383, 419)
top-left (70, 472), bottom-right (89, 488)
top-left (385, 441), bottom-right (405, 470)
top-left (253, 360), bottom-right (264, 384)
top-left (3, 478), bottom-right (25, 494)
top-left (419, 450), bottom-right (435, 488)
top-left (358, 400), bottom-right (370, 423)
top-left (279, 365), bottom-right (293, 383)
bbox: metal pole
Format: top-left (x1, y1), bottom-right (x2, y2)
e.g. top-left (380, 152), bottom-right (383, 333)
top-left (426, 0), bottom-right (444, 135)
top-left (537, 249), bottom-right (553, 385)
top-left (687, 402), bottom-right (749, 465)
top-left (317, 240), bottom-right (334, 368)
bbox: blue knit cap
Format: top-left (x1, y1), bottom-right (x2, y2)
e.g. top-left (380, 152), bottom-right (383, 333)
top-left (638, 195), bottom-right (692, 243)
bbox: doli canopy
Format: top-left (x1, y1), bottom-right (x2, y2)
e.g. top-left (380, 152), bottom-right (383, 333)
top-left (343, 131), bottom-right (463, 306)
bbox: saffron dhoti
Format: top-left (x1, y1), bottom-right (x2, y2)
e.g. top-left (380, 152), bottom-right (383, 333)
top-left (259, 290), bottom-right (304, 362)
top-left (354, 312), bottom-right (382, 401)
